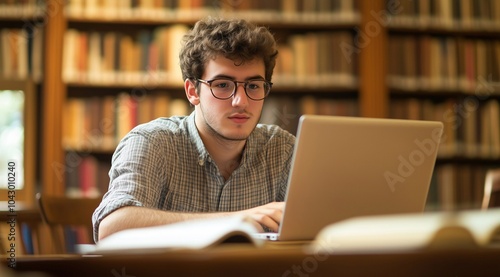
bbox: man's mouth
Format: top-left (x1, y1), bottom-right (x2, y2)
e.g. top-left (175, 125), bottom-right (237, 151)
top-left (228, 114), bottom-right (250, 124)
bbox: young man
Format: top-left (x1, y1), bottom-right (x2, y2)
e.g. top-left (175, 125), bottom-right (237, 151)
top-left (92, 17), bottom-right (295, 241)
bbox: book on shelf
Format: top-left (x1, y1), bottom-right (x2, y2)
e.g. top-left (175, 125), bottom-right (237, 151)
top-left (389, 98), bottom-right (500, 160)
top-left (62, 93), bottom-right (191, 151)
top-left (62, 25), bottom-right (189, 86)
top-left (387, 36), bottom-right (500, 94)
top-left (63, 27), bottom-right (358, 89)
top-left (65, 154), bottom-right (111, 198)
top-left (0, 27), bottom-right (43, 81)
top-left (309, 208), bottom-right (500, 253)
top-left (260, 96), bottom-right (358, 134)
top-left (435, 164), bottom-right (457, 211)
top-left (387, 0), bottom-right (500, 29)
top-left (89, 215), bottom-right (264, 254)
top-left (116, 93), bottom-right (137, 142)
top-left (0, 0), bottom-right (46, 18)
top-left (431, 164), bottom-right (487, 211)
top-left (481, 100), bottom-right (500, 158)
top-left (63, 0), bottom-right (359, 23)
top-left (273, 31), bottom-right (358, 88)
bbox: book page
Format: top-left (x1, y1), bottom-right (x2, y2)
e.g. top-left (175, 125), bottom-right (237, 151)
top-left (91, 215), bottom-right (263, 254)
top-left (309, 208), bottom-right (500, 254)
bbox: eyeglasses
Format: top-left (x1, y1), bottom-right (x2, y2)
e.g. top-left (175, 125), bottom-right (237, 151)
top-left (197, 78), bottom-right (272, 101)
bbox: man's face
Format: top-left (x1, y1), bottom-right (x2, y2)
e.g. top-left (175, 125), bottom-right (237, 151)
top-left (194, 55), bottom-right (266, 142)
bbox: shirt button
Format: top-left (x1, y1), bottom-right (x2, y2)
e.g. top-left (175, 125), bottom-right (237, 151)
top-left (198, 159), bottom-right (204, 166)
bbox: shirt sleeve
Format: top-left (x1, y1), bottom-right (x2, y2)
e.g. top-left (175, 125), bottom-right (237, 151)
top-left (92, 128), bottom-right (169, 241)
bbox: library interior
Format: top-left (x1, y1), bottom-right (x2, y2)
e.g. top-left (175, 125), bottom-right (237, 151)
top-left (1, 0), bottom-right (500, 276)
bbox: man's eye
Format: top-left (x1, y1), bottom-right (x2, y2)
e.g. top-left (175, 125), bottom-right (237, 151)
top-left (214, 81), bottom-right (231, 88)
top-left (248, 84), bottom-right (258, 89)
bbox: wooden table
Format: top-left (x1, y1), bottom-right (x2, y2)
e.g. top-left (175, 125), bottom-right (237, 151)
top-left (5, 245), bottom-right (500, 277)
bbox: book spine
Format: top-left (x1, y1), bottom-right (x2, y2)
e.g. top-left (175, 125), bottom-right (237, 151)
top-left (0, 27), bottom-right (42, 80)
top-left (389, 98), bottom-right (500, 160)
top-left (63, 0), bottom-right (359, 23)
top-left (62, 26), bottom-right (189, 86)
top-left (430, 164), bottom-right (489, 210)
top-left (62, 94), bottom-right (190, 152)
top-left (388, 0), bottom-right (500, 29)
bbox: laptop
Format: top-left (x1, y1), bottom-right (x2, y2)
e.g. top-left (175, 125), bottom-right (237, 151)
top-left (255, 115), bottom-right (444, 241)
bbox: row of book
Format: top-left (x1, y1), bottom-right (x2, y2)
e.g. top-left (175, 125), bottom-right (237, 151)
top-left (274, 31), bottom-right (358, 88)
top-left (261, 96), bottom-right (359, 134)
top-left (0, 27), bottom-right (43, 81)
top-left (64, 0), bottom-right (359, 23)
top-left (62, 25), bottom-right (188, 86)
top-left (264, 96), bottom-right (500, 161)
top-left (63, 92), bottom-right (500, 159)
top-left (62, 27), bottom-right (358, 88)
top-left (427, 164), bottom-right (489, 211)
top-left (64, 137), bottom-right (492, 211)
top-left (387, 35), bottom-right (500, 93)
top-left (0, 0), bottom-right (45, 18)
top-left (390, 98), bottom-right (500, 160)
top-left (65, 154), bottom-right (110, 198)
top-left (387, 0), bottom-right (500, 29)
top-left (62, 94), bottom-right (359, 195)
top-left (63, 93), bottom-right (191, 152)
top-left (62, 93), bottom-right (358, 152)
top-left (61, 95), bottom-right (498, 209)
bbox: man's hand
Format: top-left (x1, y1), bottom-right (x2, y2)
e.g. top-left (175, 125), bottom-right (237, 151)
top-left (240, 202), bottom-right (285, 232)
top-left (98, 202), bottom-right (286, 241)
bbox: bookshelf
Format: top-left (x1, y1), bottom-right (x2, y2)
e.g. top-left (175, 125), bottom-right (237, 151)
top-left (0, 0), bottom-right (45, 206)
top-left (55, 0), bottom-right (363, 197)
top-left (2, 0), bottom-right (499, 211)
top-left (385, 0), bottom-right (500, 210)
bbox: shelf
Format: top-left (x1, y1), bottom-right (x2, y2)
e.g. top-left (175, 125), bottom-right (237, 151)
top-left (66, 83), bottom-right (186, 99)
top-left (437, 156), bottom-right (500, 166)
top-left (0, 5), bottom-right (46, 20)
top-left (64, 76), bottom-right (359, 95)
top-left (67, 14), bottom-right (360, 29)
top-left (388, 81), bottom-right (500, 97)
top-left (64, 5), bottom-right (361, 27)
top-left (388, 22), bottom-right (500, 37)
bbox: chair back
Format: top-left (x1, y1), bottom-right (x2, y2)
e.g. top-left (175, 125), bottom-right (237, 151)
top-left (36, 193), bottom-right (101, 253)
top-left (482, 169), bottom-right (500, 209)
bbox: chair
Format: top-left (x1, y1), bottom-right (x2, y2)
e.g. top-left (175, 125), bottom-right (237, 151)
top-left (482, 169), bottom-right (500, 210)
top-left (36, 193), bottom-right (101, 253)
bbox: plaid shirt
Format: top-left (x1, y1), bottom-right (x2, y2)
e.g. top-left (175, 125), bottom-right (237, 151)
top-left (92, 111), bottom-right (295, 240)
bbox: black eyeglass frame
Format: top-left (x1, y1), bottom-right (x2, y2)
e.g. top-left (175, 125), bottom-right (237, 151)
top-left (196, 78), bottom-right (273, 101)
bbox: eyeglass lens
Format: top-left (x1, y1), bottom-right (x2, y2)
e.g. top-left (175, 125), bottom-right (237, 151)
top-left (210, 79), bottom-right (270, 100)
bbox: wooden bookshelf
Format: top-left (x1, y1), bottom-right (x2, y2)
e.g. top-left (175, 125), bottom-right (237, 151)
top-left (53, 0), bottom-right (364, 196)
top-left (0, 0), bottom-right (45, 205)
top-left (41, 0), bottom-right (66, 195)
top-left (1, 0), bottom-right (499, 210)
top-left (385, 0), bottom-right (500, 210)
top-left (358, 0), bottom-right (388, 118)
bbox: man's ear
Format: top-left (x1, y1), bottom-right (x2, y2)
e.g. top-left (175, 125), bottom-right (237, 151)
top-left (185, 79), bottom-right (200, 105)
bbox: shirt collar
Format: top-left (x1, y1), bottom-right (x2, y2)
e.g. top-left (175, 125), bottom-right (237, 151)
top-left (186, 111), bottom-right (211, 166)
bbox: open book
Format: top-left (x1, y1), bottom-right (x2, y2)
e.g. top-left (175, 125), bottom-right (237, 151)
top-left (89, 216), bottom-right (263, 254)
top-left (310, 208), bottom-right (500, 253)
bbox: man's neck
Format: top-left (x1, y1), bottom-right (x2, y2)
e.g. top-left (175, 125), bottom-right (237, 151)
top-left (194, 118), bottom-right (247, 179)
top-left (205, 136), bottom-right (245, 180)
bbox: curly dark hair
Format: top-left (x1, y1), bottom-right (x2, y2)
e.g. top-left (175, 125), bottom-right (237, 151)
top-left (179, 17), bottom-right (278, 82)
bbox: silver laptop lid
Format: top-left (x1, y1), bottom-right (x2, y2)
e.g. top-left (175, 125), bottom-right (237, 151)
top-left (278, 115), bottom-right (444, 241)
